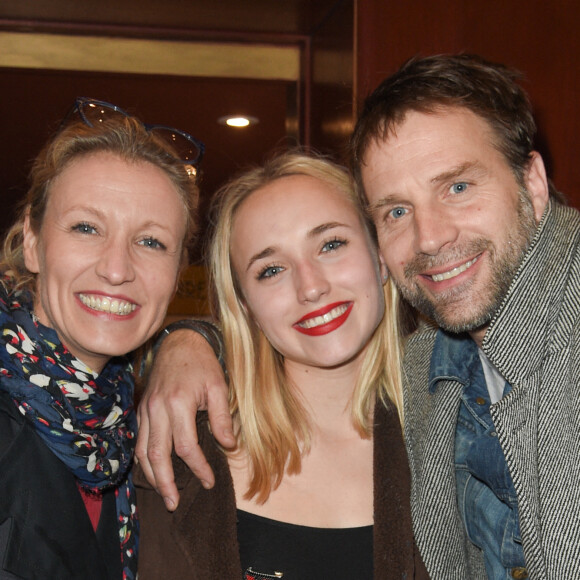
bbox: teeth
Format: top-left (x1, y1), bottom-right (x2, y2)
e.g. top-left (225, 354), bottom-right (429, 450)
top-left (79, 294), bottom-right (136, 316)
top-left (298, 304), bottom-right (349, 329)
top-left (431, 257), bottom-right (478, 282)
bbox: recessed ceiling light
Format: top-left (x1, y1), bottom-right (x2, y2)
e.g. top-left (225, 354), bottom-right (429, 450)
top-left (218, 115), bottom-right (259, 128)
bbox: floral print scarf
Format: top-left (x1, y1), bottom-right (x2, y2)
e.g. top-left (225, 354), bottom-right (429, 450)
top-left (0, 280), bottom-right (138, 578)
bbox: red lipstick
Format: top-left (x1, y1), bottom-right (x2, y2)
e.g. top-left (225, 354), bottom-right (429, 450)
top-left (293, 301), bottom-right (353, 336)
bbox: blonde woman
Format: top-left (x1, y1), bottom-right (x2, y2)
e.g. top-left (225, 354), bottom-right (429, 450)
top-left (136, 153), bottom-right (427, 579)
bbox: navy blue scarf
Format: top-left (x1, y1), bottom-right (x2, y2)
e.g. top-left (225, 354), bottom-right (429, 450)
top-left (0, 280), bottom-right (138, 578)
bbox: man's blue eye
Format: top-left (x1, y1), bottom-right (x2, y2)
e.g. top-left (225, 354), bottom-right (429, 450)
top-left (390, 207), bottom-right (406, 219)
top-left (451, 182), bottom-right (468, 194)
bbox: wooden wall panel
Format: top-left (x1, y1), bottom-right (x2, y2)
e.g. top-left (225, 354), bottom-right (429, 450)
top-left (356, 0), bottom-right (580, 207)
top-left (308, 0), bottom-right (355, 160)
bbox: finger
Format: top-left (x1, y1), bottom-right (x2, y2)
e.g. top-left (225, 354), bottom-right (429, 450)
top-left (141, 394), bottom-right (181, 510)
top-left (206, 380), bottom-right (236, 449)
top-left (146, 426), bottom-right (181, 510)
top-left (135, 405), bottom-right (151, 469)
top-left (172, 412), bottom-right (216, 489)
top-left (135, 392), bottom-right (160, 481)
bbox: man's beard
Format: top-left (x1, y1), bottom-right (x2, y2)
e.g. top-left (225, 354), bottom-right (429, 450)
top-left (394, 189), bottom-right (538, 334)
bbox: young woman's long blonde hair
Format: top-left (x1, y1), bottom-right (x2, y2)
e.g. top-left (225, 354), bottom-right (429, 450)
top-left (209, 151), bottom-right (404, 503)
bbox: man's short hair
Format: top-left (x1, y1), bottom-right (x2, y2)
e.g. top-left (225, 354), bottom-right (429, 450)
top-left (351, 54), bottom-right (541, 194)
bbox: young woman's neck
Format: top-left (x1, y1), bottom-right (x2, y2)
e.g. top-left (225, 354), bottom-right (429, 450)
top-left (284, 358), bottom-right (363, 430)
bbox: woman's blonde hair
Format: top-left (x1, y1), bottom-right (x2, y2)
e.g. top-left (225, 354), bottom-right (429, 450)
top-left (209, 151), bottom-right (404, 503)
top-left (1, 116), bottom-right (198, 295)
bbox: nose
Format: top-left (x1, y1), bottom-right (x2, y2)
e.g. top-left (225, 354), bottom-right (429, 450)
top-left (95, 238), bottom-right (136, 285)
top-left (413, 203), bottom-right (459, 256)
top-left (294, 260), bottom-right (330, 304)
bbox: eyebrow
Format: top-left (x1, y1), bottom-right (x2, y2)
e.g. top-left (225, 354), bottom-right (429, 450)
top-left (430, 161), bottom-right (484, 185)
top-left (367, 196), bottom-right (397, 213)
top-left (61, 205), bottom-right (104, 218)
top-left (245, 221), bottom-right (349, 271)
top-left (308, 221), bottom-right (347, 238)
top-left (61, 206), bottom-right (177, 235)
top-left (246, 247), bottom-right (275, 271)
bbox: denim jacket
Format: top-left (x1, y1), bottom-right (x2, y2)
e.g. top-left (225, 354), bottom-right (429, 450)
top-left (430, 331), bottom-right (525, 578)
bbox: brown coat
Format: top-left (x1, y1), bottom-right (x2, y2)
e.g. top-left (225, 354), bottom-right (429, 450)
top-left (135, 400), bottom-right (428, 579)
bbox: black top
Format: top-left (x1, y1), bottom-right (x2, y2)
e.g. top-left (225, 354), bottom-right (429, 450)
top-left (237, 509), bottom-right (373, 580)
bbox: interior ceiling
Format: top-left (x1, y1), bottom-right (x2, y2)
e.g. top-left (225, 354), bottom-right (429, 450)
top-left (0, 0), bottom-right (344, 36)
top-left (0, 0), bottom-right (351, 262)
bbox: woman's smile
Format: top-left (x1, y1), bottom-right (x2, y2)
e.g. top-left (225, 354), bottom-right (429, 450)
top-left (293, 301), bottom-right (353, 335)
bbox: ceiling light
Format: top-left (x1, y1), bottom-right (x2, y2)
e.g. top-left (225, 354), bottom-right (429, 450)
top-left (218, 115), bottom-right (259, 128)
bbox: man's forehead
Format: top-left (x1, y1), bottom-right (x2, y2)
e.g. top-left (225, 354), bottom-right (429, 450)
top-left (363, 107), bottom-right (496, 164)
top-left (374, 104), bottom-right (492, 143)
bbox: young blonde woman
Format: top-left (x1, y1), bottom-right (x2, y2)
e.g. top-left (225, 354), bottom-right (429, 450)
top-left (136, 152), bottom-right (427, 579)
top-left (0, 98), bottom-right (202, 580)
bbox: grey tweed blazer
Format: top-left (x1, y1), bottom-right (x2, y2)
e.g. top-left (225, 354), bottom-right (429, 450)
top-left (402, 200), bottom-right (580, 579)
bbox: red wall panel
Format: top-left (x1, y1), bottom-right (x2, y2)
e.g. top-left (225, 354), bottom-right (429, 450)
top-left (356, 0), bottom-right (580, 207)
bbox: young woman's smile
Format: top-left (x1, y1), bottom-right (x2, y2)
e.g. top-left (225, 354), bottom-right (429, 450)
top-left (293, 301), bottom-right (354, 336)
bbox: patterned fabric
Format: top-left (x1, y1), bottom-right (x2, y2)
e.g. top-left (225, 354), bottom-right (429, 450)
top-left (0, 279), bottom-right (138, 579)
top-left (403, 201), bottom-right (580, 579)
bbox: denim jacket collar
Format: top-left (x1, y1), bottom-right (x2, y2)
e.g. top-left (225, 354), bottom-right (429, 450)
top-left (428, 330), bottom-right (479, 394)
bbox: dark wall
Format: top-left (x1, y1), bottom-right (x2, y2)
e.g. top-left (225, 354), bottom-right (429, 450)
top-left (356, 0), bottom-right (580, 208)
top-left (0, 69), bottom-right (292, 259)
top-left (308, 0), bottom-right (355, 161)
